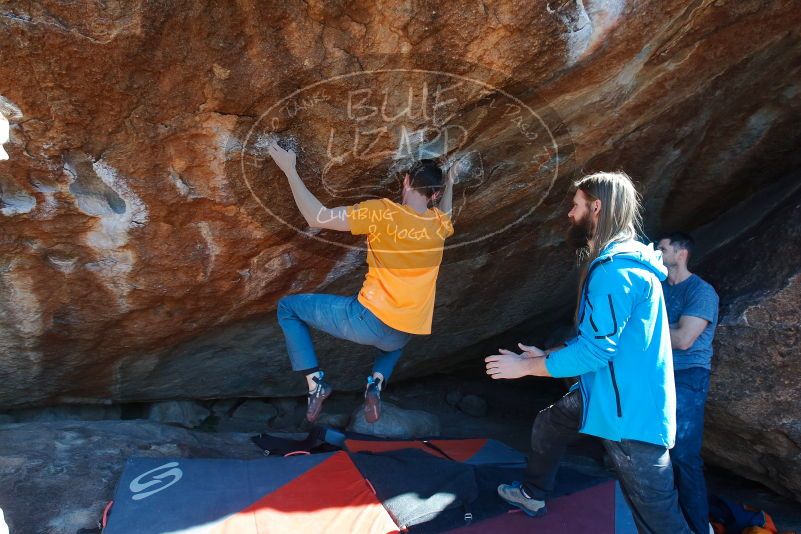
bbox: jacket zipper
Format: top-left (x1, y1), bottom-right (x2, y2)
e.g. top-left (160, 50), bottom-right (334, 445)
top-left (577, 377), bottom-right (588, 429)
top-left (577, 253), bottom-right (622, 428)
top-left (578, 256), bottom-right (614, 324)
top-left (608, 361), bottom-right (623, 417)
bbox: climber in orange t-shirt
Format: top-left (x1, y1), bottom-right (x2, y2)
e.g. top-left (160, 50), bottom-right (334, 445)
top-left (267, 141), bottom-right (455, 424)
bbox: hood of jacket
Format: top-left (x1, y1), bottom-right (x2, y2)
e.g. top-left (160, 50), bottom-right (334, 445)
top-left (595, 239), bottom-right (668, 281)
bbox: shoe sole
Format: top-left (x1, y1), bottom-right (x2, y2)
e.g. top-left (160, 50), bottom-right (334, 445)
top-left (508, 502), bottom-right (547, 518)
top-left (498, 490), bottom-right (547, 518)
top-left (306, 387), bottom-right (332, 423)
top-left (364, 391), bottom-right (380, 423)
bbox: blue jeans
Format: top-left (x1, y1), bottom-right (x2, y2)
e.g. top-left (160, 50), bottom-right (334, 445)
top-left (523, 390), bottom-right (691, 534)
top-left (276, 293), bottom-right (412, 381)
top-left (671, 367), bottom-right (711, 534)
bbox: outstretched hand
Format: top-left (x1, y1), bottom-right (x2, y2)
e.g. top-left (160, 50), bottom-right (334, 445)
top-left (485, 343), bottom-right (550, 380)
top-left (517, 343), bottom-right (545, 359)
top-left (485, 349), bottom-right (532, 380)
top-left (266, 141), bottom-right (297, 175)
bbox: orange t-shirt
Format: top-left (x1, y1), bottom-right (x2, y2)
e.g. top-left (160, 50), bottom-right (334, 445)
top-left (346, 198), bottom-right (454, 335)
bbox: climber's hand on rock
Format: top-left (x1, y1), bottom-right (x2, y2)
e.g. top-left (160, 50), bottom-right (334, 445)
top-left (446, 162), bottom-right (457, 184)
top-left (267, 141), bottom-right (297, 175)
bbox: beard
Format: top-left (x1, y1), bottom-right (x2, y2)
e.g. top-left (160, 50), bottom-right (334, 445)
top-left (566, 214), bottom-right (594, 251)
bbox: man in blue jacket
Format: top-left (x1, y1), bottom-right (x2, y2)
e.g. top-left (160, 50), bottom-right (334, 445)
top-left (486, 171), bottom-right (690, 533)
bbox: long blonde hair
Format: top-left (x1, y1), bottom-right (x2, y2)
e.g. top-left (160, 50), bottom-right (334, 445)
top-left (574, 171), bottom-right (643, 309)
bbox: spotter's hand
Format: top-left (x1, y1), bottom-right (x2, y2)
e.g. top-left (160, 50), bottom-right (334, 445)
top-left (518, 343), bottom-right (545, 359)
top-left (485, 349), bottom-right (534, 380)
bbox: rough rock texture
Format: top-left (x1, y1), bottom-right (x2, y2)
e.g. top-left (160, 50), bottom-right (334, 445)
top-left (147, 400), bottom-right (211, 428)
top-left (2, 1), bottom-right (800, 408)
top-left (230, 398), bottom-right (278, 423)
top-left (4, 403), bottom-right (121, 423)
top-left (698, 187), bottom-right (801, 502)
top-left (458, 394), bottom-right (488, 418)
top-left (2, 0), bottom-right (801, 502)
top-left (348, 401), bottom-right (441, 438)
top-left (0, 421), bottom-right (264, 534)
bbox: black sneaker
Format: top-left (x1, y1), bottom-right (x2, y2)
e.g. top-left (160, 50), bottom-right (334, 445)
top-left (306, 373), bottom-right (332, 423)
top-left (364, 376), bottom-right (382, 423)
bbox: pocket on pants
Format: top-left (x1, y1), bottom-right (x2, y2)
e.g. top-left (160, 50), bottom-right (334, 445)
top-left (368, 313), bottom-right (410, 350)
top-left (608, 440), bottom-right (676, 501)
top-left (352, 297), bottom-right (374, 324)
top-left (355, 301), bottom-right (387, 336)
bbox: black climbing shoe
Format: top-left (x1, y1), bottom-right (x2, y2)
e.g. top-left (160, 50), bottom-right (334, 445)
top-left (364, 376), bottom-right (382, 423)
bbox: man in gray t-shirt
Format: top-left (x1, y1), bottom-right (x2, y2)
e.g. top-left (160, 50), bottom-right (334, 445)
top-left (658, 232), bottom-right (719, 534)
top-left (664, 274), bottom-right (718, 370)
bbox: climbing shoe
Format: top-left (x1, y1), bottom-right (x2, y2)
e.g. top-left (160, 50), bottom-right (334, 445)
top-left (364, 375), bottom-right (382, 423)
top-left (305, 373), bottom-right (332, 423)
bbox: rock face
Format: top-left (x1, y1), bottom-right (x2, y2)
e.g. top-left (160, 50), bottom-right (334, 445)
top-left (1, 0), bottom-right (801, 502)
top-left (147, 400), bottom-right (211, 428)
top-left (1, 1), bottom-right (800, 408)
top-left (698, 187), bottom-right (801, 502)
top-left (349, 402), bottom-right (441, 438)
top-left (458, 394), bottom-right (488, 418)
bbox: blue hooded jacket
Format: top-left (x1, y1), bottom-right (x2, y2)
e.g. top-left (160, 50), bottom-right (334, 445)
top-left (545, 239), bottom-right (676, 448)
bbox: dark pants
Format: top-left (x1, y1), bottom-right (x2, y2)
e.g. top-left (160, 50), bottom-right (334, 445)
top-left (671, 367), bottom-right (711, 534)
top-left (523, 389), bottom-right (691, 534)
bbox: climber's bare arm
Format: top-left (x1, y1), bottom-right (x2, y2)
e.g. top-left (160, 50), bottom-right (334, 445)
top-left (267, 142), bottom-right (350, 232)
top-left (436, 165), bottom-right (455, 217)
top-left (282, 167), bottom-right (349, 231)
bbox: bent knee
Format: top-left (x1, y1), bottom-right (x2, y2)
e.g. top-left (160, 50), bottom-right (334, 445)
top-left (277, 295), bottom-right (298, 320)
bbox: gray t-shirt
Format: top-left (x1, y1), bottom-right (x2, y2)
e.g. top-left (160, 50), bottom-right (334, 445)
top-left (662, 274), bottom-right (719, 370)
